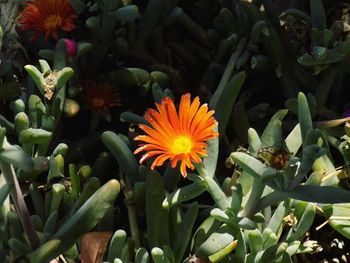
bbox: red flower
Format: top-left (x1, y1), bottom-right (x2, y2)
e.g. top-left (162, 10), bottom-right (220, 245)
top-left (81, 80), bottom-right (122, 112)
top-left (19, 0), bottom-right (77, 40)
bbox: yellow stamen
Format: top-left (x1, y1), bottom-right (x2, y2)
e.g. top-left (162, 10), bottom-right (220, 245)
top-left (92, 98), bottom-right (105, 108)
top-left (172, 135), bottom-right (193, 154)
top-left (44, 15), bottom-right (62, 30)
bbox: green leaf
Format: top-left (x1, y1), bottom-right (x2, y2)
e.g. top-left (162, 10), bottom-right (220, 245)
top-left (101, 131), bottom-right (139, 183)
top-left (69, 164), bottom-right (80, 198)
top-left (173, 202), bottom-right (199, 262)
top-left (268, 202), bottom-right (287, 234)
top-left (76, 42), bottom-right (92, 58)
top-left (38, 49), bottom-right (55, 60)
top-left (315, 67), bottom-right (337, 111)
top-left (281, 9), bottom-right (312, 25)
top-left (51, 179), bottom-right (120, 258)
top-left (108, 230), bottom-right (127, 261)
top-left (191, 217), bottom-right (221, 251)
top-left (56, 67), bottom-right (74, 89)
top-left (289, 185), bottom-right (350, 203)
top-left (195, 232), bottom-right (234, 257)
top-left (0, 182), bottom-right (11, 206)
top-left (310, 0), bottom-right (327, 30)
top-left (261, 110), bottom-right (288, 148)
top-left (136, 0), bottom-right (165, 45)
top-left (195, 131), bottom-right (219, 179)
top-left (111, 5), bottom-right (139, 21)
top-left (323, 204), bottom-right (350, 239)
top-left (298, 92), bottom-right (313, 145)
top-left (28, 240), bottom-right (61, 263)
top-left (120, 112), bottom-right (149, 125)
top-left (39, 59), bottom-right (52, 75)
top-left (29, 184), bottom-right (45, 220)
top-left (286, 203), bottom-right (315, 242)
top-left (8, 238), bottom-right (32, 255)
top-left (19, 128), bottom-right (52, 145)
top-left (44, 211), bottom-right (58, 235)
top-left (248, 128), bottom-right (261, 154)
top-left (69, 0), bottom-right (86, 14)
top-left (163, 181), bottom-right (206, 208)
top-left (247, 229), bottom-right (263, 254)
top-left (0, 127), bottom-right (5, 149)
top-left (24, 65), bottom-right (45, 93)
top-left (53, 40), bottom-right (67, 70)
top-left (208, 240), bottom-right (238, 262)
top-left (230, 152), bottom-right (276, 180)
top-left (151, 247), bottom-right (165, 263)
top-left (231, 185), bottom-right (243, 214)
top-left (144, 166), bottom-right (170, 247)
top-left (135, 247), bottom-right (150, 263)
top-left (111, 68), bottom-right (150, 87)
top-left (285, 124), bottom-right (301, 156)
top-left (213, 71), bottom-right (246, 134)
top-left (0, 145), bottom-right (33, 172)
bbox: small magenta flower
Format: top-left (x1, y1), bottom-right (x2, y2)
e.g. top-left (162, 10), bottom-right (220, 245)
top-left (63, 38), bottom-right (77, 56)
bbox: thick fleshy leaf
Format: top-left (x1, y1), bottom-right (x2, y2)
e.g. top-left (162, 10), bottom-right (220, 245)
top-left (173, 202), bottom-right (199, 262)
top-left (230, 152), bottom-right (277, 180)
top-left (288, 185), bottom-right (350, 203)
top-left (0, 144), bottom-right (33, 172)
top-left (195, 232), bottom-right (234, 257)
top-left (213, 71), bottom-right (246, 134)
top-left (260, 110), bottom-right (288, 148)
top-left (143, 166), bottom-right (170, 247)
top-left (51, 180), bottom-right (120, 257)
top-left (101, 131), bottom-right (139, 183)
top-left (298, 92), bottom-right (313, 145)
top-left (163, 181), bottom-right (206, 208)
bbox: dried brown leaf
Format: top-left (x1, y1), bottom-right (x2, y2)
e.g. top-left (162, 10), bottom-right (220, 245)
top-left (81, 232), bottom-right (112, 263)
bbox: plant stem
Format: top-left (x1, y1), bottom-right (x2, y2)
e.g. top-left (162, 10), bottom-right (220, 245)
top-left (120, 176), bottom-right (140, 250)
top-left (0, 161), bottom-right (40, 249)
top-left (124, 189), bottom-right (141, 250)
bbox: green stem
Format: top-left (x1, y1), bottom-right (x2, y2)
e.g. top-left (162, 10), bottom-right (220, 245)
top-left (201, 175), bottom-right (230, 210)
top-left (120, 176), bottom-right (140, 250)
top-left (0, 161), bottom-right (40, 249)
top-left (242, 178), bottom-right (264, 218)
top-left (124, 189), bottom-right (140, 250)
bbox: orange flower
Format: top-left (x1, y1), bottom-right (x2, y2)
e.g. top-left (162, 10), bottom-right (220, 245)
top-left (134, 94), bottom-right (219, 177)
top-left (81, 80), bottom-right (122, 112)
top-left (19, 0), bottom-right (77, 40)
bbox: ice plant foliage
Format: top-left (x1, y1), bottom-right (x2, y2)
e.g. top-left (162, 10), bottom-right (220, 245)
top-left (134, 94), bottom-right (219, 177)
top-left (19, 0), bottom-right (76, 40)
top-left (81, 80), bottom-right (122, 112)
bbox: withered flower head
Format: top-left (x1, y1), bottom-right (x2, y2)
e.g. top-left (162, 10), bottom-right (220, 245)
top-left (81, 80), bottom-right (122, 112)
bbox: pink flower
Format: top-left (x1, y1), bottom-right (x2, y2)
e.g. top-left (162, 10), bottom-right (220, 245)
top-left (63, 38), bottom-right (77, 56)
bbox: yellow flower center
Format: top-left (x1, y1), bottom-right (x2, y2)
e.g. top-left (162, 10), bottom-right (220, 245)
top-left (172, 135), bottom-right (193, 154)
top-left (92, 98), bottom-right (105, 108)
top-left (44, 15), bottom-right (63, 30)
